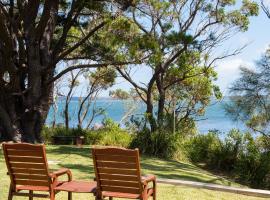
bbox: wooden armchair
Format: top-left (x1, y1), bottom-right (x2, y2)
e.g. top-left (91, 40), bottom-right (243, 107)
top-left (92, 147), bottom-right (156, 200)
top-left (2, 143), bottom-right (72, 200)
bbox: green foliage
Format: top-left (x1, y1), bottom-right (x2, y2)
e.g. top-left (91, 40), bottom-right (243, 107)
top-left (130, 128), bottom-right (184, 159)
top-left (226, 48), bottom-right (270, 136)
top-left (109, 89), bottom-right (130, 99)
top-left (87, 67), bottom-right (117, 89)
top-left (41, 120), bottom-right (131, 148)
top-left (186, 129), bottom-right (270, 189)
top-left (235, 135), bottom-right (270, 188)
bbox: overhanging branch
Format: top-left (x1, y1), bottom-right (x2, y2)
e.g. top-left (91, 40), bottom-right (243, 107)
top-left (47, 61), bottom-right (132, 84)
top-left (55, 21), bottom-right (106, 63)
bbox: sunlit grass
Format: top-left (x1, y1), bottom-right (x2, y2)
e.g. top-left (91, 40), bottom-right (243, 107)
top-left (0, 145), bottom-right (268, 200)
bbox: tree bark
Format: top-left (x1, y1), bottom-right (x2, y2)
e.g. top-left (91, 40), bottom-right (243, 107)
top-left (0, 1), bottom-right (134, 142)
top-left (146, 88), bottom-right (157, 132)
top-left (156, 73), bottom-right (165, 127)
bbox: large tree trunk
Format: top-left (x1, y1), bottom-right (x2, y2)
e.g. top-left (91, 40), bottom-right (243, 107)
top-left (156, 73), bottom-right (165, 128)
top-left (0, 0), bottom-right (58, 143)
top-left (0, 76), bottom-right (53, 143)
top-left (0, 54), bottom-right (54, 142)
top-left (146, 88), bottom-right (157, 132)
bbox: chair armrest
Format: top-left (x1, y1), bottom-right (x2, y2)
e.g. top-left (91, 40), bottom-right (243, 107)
top-left (142, 174), bottom-right (156, 185)
top-left (50, 168), bottom-right (72, 181)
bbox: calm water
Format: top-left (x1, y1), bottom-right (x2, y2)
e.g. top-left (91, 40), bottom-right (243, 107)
top-left (46, 97), bottom-right (246, 133)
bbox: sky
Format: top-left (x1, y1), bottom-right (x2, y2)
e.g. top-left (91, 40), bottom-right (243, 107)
top-left (106, 1), bottom-right (270, 97)
top-left (214, 1), bottom-right (270, 95)
top-left (70, 1), bottom-right (270, 97)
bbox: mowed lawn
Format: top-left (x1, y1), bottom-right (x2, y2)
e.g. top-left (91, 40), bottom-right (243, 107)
top-left (0, 145), bottom-right (269, 200)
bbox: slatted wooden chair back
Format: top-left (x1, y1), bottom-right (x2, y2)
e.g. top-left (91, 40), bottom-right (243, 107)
top-left (92, 147), bottom-right (143, 197)
top-left (2, 143), bottom-right (51, 189)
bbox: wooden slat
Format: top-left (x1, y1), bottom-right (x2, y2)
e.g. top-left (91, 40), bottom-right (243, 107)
top-left (11, 168), bottom-right (47, 175)
top-left (98, 168), bottom-right (137, 176)
top-left (95, 155), bottom-right (136, 163)
top-left (7, 149), bottom-right (43, 157)
top-left (100, 180), bottom-right (139, 188)
top-left (10, 163), bottom-right (46, 170)
top-left (13, 174), bottom-right (49, 181)
top-left (4, 143), bottom-right (44, 151)
top-left (94, 148), bottom-right (137, 156)
top-left (8, 156), bottom-right (45, 163)
top-left (97, 161), bottom-right (137, 169)
top-left (101, 185), bottom-right (140, 194)
top-left (99, 174), bottom-right (138, 182)
top-left (15, 179), bottom-right (49, 187)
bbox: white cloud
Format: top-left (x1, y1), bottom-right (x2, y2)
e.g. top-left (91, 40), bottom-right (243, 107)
top-left (214, 59), bottom-right (253, 95)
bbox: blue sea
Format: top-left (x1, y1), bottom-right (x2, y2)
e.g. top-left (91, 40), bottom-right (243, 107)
top-left (46, 97), bottom-right (246, 134)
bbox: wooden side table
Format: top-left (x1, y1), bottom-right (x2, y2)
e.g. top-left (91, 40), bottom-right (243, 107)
top-left (54, 181), bottom-right (97, 200)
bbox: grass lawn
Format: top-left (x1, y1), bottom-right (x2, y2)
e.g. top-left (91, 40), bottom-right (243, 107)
top-left (0, 145), bottom-right (269, 200)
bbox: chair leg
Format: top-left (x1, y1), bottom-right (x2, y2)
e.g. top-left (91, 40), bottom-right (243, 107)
top-left (8, 184), bottom-right (13, 200)
top-left (50, 190), bottom-right (55, 200)
top-left (153, 191), bottom-right (156, 200)
top-left (153, 182), bottom-right (156, 200)
top-left (29, 190), bottom-right (33, 200)
top-left (68, 192), bottom-right (72, 200)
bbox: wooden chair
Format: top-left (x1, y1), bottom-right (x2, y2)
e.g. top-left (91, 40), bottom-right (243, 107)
top-left (92, 147), bottom-right (156, 200)
top-left (2, 143), bottom-right (72, 200)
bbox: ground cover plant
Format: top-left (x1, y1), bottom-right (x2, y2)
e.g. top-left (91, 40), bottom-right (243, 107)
top-left (0, 145), bottom-right (269, 200)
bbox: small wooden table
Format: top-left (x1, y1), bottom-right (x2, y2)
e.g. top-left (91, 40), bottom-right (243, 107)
top-left (55, 181), bottom-right (97, 198)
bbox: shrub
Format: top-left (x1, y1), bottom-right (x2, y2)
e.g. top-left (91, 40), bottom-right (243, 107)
top-left (186, 129), bottom-right (270, 189)
top-left (185, 130), bottom-right (221, 165)
top-left (84, 119), bottom-right (132, 147)
top-left (42, 119), bottom-right (132, 148)
top-left (235, 134), bottom-right (270, 188)
top-left (130, 128), bottom-right (184, 159)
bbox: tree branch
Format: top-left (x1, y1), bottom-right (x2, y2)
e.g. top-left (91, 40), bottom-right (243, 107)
top-left (262, 1), bottom-right (270, 18)
top-left (55, 21), bottom-right (106, 63)
top-left (48, 61), bottom-right (132, 84)
top-left (35, 0), bottom-right (57, 40)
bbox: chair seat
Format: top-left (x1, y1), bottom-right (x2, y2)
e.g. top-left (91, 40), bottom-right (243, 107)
top-left (103, 191), bottom-right (141, 199)
top-left (54, 181), bottom-right (97, 193)
top-left (16, 181), bottom-right (65, 192)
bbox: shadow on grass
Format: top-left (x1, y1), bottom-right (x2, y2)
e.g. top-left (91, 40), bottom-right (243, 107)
top-left (141, 158), bottom-right (201, 172)
top-left (46, 146), bottom-right (92, 158)
top-left (45, 146), bottom-right (232, 185)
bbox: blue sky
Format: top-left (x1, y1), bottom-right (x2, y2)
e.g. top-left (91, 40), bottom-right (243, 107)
top-left (105, 1), bottom-right (270, 97)
top-left (214, 0), bottom-right (270, 95)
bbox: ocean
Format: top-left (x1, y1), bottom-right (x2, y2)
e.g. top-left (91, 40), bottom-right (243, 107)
top-left (46, 97), bottom-right (246, 134)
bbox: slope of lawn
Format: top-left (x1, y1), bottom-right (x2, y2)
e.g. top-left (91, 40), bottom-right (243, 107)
top-left (0, 145), bottom-right (268, 200)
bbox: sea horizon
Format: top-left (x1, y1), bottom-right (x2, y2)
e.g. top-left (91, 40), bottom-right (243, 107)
top-left (46, 96), bottom-right (246, 134)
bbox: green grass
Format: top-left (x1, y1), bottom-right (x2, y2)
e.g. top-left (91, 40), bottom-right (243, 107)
top-left (0, 145), bottom-right (269, 200)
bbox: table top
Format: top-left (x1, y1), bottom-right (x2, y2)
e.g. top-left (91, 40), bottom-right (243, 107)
top-left (55, 181), bottom-right (97, 193)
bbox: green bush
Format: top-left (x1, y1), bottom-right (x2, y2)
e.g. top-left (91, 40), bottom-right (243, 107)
top-left (186, 130), bottom-right (221, 164)
top-left (186, 129), bottom-right (270, 189)
top-left (130, 128), bottom-right (184, 159)
top-left (41, 119), bottom-right (131, 148)
top-left (235, 134), bottom-right (270, 188)
top-left (186, 129), bottom-right (245, 170)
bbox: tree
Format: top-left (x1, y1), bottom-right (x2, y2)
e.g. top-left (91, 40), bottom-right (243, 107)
top-left (116, 0), bottom-right (258, 132)
top-left (0, 0), bottom-right (135, 142)
top-left (77, 67), bottom-right (116, 129)
top-left (62, 69), bottom-right (82, 129)
top-left (226, 48), bottom-right (270, 138)
top-left (109, 89), bottom-right (129, 99)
